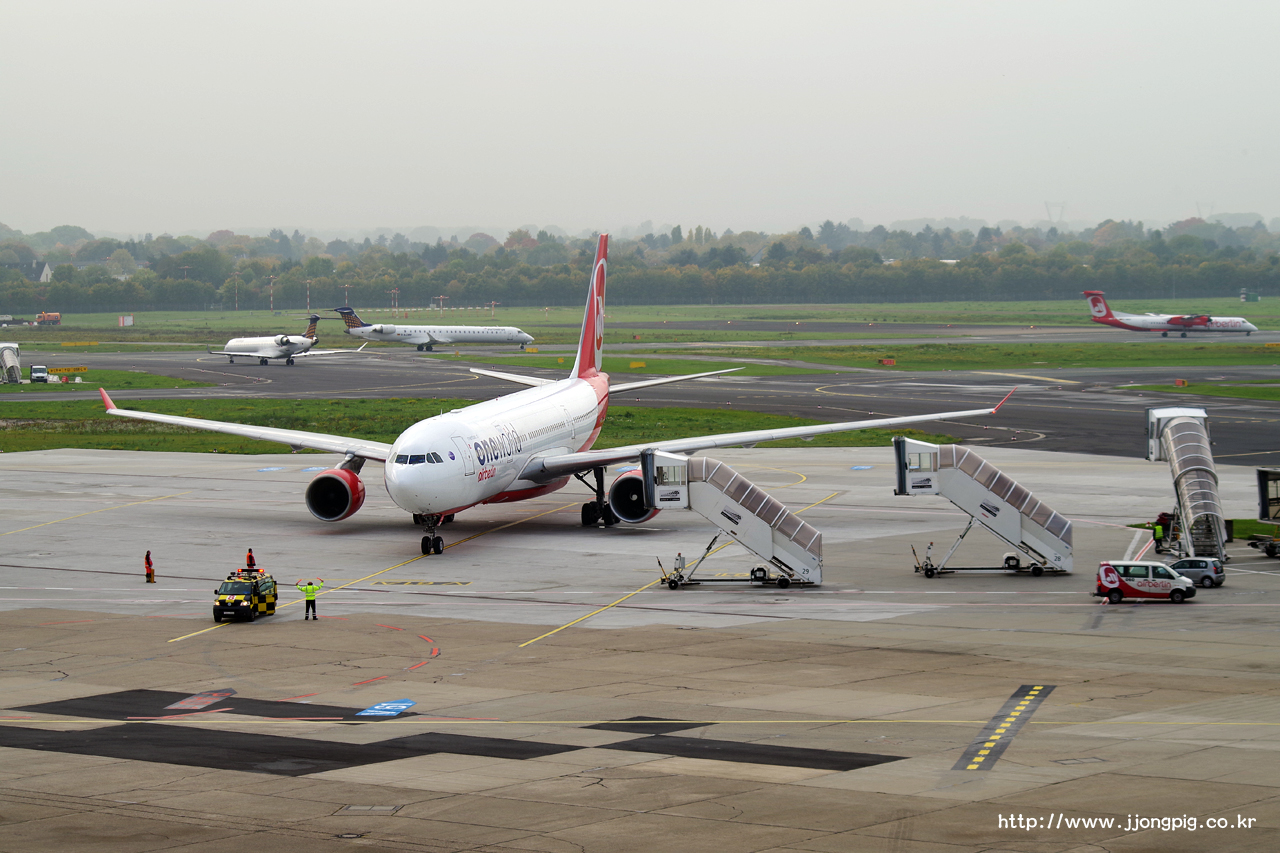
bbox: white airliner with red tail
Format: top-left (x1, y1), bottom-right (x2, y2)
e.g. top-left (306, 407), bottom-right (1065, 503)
top-left (1084, 291), bottom-right (1257, 337)
top-left (101, 235), bottom-right (1009, 555)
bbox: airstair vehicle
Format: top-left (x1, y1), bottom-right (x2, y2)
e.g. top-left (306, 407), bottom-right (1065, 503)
top-left (1246, 468), bottom-right (1280, 558)
top-left (639, 450), bottom-right (822, 589)
top-left (1146, 407), bottom-right (1229, 562)
top-left (0, 344), bottom-right (19, 384)
top-left (893, 437), bottom-right (1073, 577)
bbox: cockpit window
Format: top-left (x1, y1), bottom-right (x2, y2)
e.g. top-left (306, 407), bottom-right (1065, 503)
top-left (430, 452), bottom-right (444, 463)
top-left (395, 455), bottom-right (409, 464)
top-left (408, 454), bottom-right (426, 464)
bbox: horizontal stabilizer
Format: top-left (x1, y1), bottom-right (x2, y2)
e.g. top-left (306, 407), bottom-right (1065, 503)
top-left (469, 367), bottom-right (554, 387)
top-left (610, 367), bottom-right (742, 393)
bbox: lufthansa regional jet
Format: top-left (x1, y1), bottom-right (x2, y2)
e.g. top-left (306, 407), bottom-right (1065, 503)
top-left (1085, 291), bottom-right (1257, 337)
top-left (211, 315), bottom-right (367, 366)
top-left (102, 235), bottom-right (1009, 555)
top-left (333, 306), bottom-right (534, 351)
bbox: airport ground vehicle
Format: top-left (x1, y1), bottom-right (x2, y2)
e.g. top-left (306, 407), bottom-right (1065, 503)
top-left (213, 573), bottom-right (278, 622)
top-left (1094, 560), bottom-right (1197, 603)
top-left (35, 312), bottom-right (60, 325)
top-left (29, 365), bottom-right (48, 383)
top-left (1167, 557), bottom-right (1225, 588)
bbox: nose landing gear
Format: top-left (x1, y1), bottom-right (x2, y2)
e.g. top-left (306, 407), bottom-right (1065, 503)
top-left (414, 513), bottom-right (446, 555)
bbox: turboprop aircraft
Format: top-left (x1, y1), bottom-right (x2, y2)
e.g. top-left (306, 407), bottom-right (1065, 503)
top-left (102, 235), bottom-right (1010, 555)
top-left (332, 306), bottom-right (535, 351)
top-left (1084, 291), bottom-right (1257, 337)
top-left (210, 314), bottom-right (367, 365)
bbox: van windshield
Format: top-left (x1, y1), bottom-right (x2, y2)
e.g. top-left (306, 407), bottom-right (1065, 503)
top-left (218, 582), bottom-right (253, 594)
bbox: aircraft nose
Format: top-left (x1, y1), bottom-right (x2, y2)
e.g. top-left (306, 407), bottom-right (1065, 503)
top-left (520, 333), bottom-right (535, 344)
top-left (384, 458), bottom-right (434, 511)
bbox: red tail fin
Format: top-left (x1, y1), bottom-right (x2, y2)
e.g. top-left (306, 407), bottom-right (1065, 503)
top-left (1084, 291), bottom-right (1114, 321)
top-left (572, 234), bottom-right (608, 377)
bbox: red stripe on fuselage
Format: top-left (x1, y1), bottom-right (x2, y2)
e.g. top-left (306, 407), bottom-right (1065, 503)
top-left (1091, 316), bottom-right (1150, 332)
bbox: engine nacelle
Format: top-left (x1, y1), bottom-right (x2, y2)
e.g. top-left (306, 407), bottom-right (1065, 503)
top-left (305, 468), bottom-right (366, 522)
top-left (275, 335), bottom-right (290, 346)
top-left (371, 324), bottom-right (396, 335)
top-left (607, 470), bottom-right (659, 524)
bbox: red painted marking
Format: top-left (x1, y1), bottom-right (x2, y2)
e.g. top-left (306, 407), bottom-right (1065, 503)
top-left (278, 693), bottom-right (319, 702)
top-left (418, 635), bottom-right (433, 642)
top-left (352, 675), bottom-right (389, 685)
top-left (430, 647), bottom-right (439, 657)
top-left (375, 624), bottom-right (403, 631)
top-left (407, 661), bottom-right (429, 671)
top-left (38, 620), bottom-right (95, 625)
top-left (128, 708), bottom-right (232, 720)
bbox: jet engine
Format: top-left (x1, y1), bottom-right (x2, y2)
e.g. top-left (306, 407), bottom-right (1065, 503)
top-left (275, 335), bottom-right (290, 346)
top-left (607, 470), bottom-right (659, 524)
top-left (305, 468), bottom-right (366, 521)
top-left (371, 324), bottom-right (396, 335)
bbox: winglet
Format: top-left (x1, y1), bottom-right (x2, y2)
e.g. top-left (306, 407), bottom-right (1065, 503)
top-left (99, 388), bottom-right (116, 411)
top-left (992, 386), bottom-right (1016, 412)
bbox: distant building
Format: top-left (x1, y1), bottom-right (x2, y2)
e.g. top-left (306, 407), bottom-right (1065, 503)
top-left (1, 260), bottom-right (52, 283)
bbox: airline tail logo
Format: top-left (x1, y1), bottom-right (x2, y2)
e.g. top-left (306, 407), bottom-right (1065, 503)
top-left (574, 234), bottom-right (608, 377)
top-left (335, 308), bottom-right (368, 330)
top-left (304, 315), bottom-right (320, 339)
top-left (1084, 291), bottom-right (1112, 320)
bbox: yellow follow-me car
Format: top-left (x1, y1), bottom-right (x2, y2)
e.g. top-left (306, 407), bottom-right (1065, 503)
top-left (213, 573), bottom-right (277, 622)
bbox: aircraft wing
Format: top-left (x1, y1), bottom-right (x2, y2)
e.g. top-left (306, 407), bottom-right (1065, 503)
top-left (295, 343), bottom-right (369, 357)
top-left (518, 391), bottom-right (1015, 482)
top-left (98, 389), bottom-right (393, 462)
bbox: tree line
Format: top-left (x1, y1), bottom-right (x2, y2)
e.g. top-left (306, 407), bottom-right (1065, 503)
top-left (2, 217), bottom-right (1279, 313)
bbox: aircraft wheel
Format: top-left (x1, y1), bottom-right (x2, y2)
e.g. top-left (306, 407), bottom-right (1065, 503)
top-left (602, 505), bottom-right (618, 527)
top-left (1170, 589), bottom-right (1186, 603)
top-left (1031, 565), bottom-right (1044, 577)
top-left (433, 536), bottom-right (444, 554)
top-left (286, 358), bottom-right (295, 366)
top-left (421, 536), bottom-right (434, 555)
top-left (1107, 589), bottom-right (1123, 604)
top-left (777, 576), bottom-right (791, 590)
top-left (417, 344), bottom-right (425, 351)
top-left (425, 345), bottom-right (433, 352)
top-left (581, 502), bottom-right (600, 526)
top-left (1247, 331), bottom-right (1252, 336)
top-left (260, 358), bottom-right (269, 366)
top-left (1180, 332), bottom-right (1187, 338)
top-left (442, 514), bottom-right (455, 524)
top-left (228, 357), bottom-right (235, 363)
top-left (1161, 332), bottom-right (1168, 337)
top-left (1264, 543), bottom-right (1276, 558)
top-left (1200, 576), bottom-right (1215, 589)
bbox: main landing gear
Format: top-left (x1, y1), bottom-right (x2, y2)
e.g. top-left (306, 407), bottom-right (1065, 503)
top-left (259, 357), bottom-right (269, 366)
top-left (417, 344), bottom-right (434, 352)
top-left (286, 357), bottom-right (295, 366)
top-left (415, 512), bottom-right (455, 555)
top-left (575, 467), bottom-right (617, 527)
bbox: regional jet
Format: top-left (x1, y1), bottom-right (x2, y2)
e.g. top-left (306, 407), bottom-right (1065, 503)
top-left (1084, 291), bottom-right (1257, 337)
top-left (332, 307), bottom-right (534, 351)
top-left (103, 235), bottom-right (1008, 555)
top-left (211, 315), bottom-right (366, 366)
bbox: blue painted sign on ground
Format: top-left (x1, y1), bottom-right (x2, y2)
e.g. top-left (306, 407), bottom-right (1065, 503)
top-left (356, 699), bottom-right (416, 717)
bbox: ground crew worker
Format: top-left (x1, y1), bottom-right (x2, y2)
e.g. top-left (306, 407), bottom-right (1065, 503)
top-left (144, 550), bottom-right (154, 584)
top-left (297, 578), bottom-right (324, 620)
top-left (1152, 523), bottom-right (1165, 553)
top-left (244, 548), bottom-right (256, 575)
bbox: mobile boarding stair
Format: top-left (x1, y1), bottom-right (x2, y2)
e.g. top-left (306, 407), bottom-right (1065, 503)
top-left (0, 344), bottom-right (19, 384)
top-left (893, 437), bottom-right (1073, 577)
top-left (1147, 407), bottom-right (1229, 562)
top-left (640, 450), bottom-right (822, 589)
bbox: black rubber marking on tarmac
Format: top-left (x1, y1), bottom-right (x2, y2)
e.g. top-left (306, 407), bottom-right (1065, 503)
top-left (953, 685), bottom-right (1055, 771)
top-left (16, 689), bottom-right (398, 722)
top-left (607, 735), bottom-right (902, 771)
top-left (586, 716), bottom-right (708, 735)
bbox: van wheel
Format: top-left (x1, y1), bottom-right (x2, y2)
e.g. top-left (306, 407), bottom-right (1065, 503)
top-left (213, 611), bottom-right (222, 622)
top-left (1107, 589), bottom-right (1123, 604)
top-left (1265, 544), bottom-right (1277, 558)
top-left (1170, 589), bottom-right (1186, 603)
top-left (246, 608), bottom-right (256, 621)
top-left (1200, 576), bottom-right (1215, 589)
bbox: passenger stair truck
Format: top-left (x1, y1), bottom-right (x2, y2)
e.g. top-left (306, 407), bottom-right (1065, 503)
top-left (893, 437), bottom-right (1073, 577)
top-left (641, 450), bottom-right (822, 589)
top-left (1147, 407), bottom-right (1229, 562)
top-left (0, 344), bottom-right (19, 384)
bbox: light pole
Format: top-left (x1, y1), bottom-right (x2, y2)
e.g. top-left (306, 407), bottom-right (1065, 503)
top-left (340, 282), bottom-right (355, 306)
top-left (387, 288), bottom-right (400, 312)
top-left (231, 271), bottom-right (241, 311)
top-left (434, 295), bottom-right (449, 316)
top-left (305, 279), bottom-right (312, 312)
top-left (268, 275), bottom-right (277, 313)
top-left (486, 300), bottom-right (500, 318)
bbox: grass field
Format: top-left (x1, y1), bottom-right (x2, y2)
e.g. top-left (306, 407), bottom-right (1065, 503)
top-left (1, 369), bottom-right (212, 394)
top-left (438, 354), bottom-right (833, 376)
top-left (0, 399), bottom-right (954, 454)
top-left (657, 342), bottom-right (1280, 371)
top-left (1126, 382), bottom-right (1280, 402)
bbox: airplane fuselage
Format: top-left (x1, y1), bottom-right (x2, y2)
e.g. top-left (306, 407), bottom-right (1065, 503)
top-left (383, 372), bottom-right (608, 517)
top-left (223, 335), bottom-right (317, 359)
top-left (344, 324), bottom-right (533, 346)
top-left (1092, 313), bottom-right (1256, 334)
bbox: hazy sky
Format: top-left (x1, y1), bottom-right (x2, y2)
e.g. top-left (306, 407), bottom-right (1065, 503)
top-left (3, 1), bottom-right (1277, 238)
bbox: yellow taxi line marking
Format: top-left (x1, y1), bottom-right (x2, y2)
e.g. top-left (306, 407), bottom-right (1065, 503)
top-left (519, 579), bottom-right (662, 648)
top-left (168, 501), bottom-right (578, 643)
top-left (1, 492), bottom-right (193, 537)
top-left (13, 718), bottom-right (1280, 727)
top-left (974, 371), bottom-right (1080, 384)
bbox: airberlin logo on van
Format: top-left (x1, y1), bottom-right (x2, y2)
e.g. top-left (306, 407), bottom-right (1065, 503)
top-left (1098, 563), bottom-right (1121, 588)
top-left (473, 423), bottom-right (523, 467)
